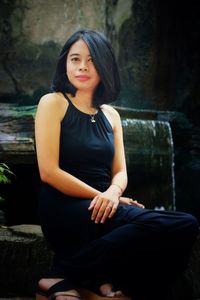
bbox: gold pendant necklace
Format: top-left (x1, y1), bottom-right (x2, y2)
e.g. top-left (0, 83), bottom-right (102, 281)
top-left (90, 115), bottom-right (96, 123)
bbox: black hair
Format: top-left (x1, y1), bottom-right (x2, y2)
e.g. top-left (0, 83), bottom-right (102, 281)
top-left (51, 29), bottom-right (121, 106)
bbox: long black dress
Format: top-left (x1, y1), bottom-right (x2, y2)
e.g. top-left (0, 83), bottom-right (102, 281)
top-left (38, 94), bottom-right (199, 300)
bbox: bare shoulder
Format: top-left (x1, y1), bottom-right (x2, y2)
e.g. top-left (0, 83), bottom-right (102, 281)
top-left (101, 104), bottom-right (121, 128)
top-left (101, 104), bottom-right (121, 117)
top-left (37, 92), bottom-right (68, 119)
top-left (38, 92), bottom-right (66, 108)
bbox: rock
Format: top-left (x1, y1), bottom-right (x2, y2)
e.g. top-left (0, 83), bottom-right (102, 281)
top-left (0, 103), bottom-right (36, 164)
top-left (0, 225), bottom-right (53, 297)
top-left (184, 234), bottom-right (200, 298)
top-left (0, 210), bottom-right (6, 225)
top-left (169, 233), bottom-right (200, 300)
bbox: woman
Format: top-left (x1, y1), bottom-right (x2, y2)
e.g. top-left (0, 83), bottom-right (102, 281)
top-left (35, 29), bottom-right (199, 300)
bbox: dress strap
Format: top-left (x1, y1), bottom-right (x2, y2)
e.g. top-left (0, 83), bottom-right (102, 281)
top-left (62, 92), bottom-right (101, 113)
top-left (62, 93), bottom-right (72, 105)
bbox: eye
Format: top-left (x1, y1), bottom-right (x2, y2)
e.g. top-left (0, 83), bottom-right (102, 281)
top-left (88, 57), bottom-right (93, 63)
top-left (71, 57), bottom-right (79, 62)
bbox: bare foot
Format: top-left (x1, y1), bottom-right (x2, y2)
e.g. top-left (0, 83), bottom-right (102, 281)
top-left (99, 283), bottom-right (124, 297)
top-left (38, 278), bottom-right (81, 300)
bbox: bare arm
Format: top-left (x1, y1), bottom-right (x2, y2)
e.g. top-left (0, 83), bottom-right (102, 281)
top-left (89, 105), bottom-right (128, 223)
top-left (110, 107), bottom-right (128, 193)
top-left (35, 93), bottom-right (100, 199)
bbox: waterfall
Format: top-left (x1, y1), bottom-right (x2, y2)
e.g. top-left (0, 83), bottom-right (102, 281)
top-left (121, 118), bottom-right (176, 210)
top-left (167, 122), bottom-right (176, 211)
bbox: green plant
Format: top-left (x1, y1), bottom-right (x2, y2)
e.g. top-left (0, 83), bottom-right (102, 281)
top-left (0, 163), bottom-right (15, 202)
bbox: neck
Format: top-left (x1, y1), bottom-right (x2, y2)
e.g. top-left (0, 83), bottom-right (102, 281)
top-left (67, 91), bottom-right (97, 115)
top-left (72, 90), bottom-right (95, 108)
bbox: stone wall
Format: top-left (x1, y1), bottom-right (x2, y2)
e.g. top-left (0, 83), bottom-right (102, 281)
top-left (0, 0), bottom-right (107, 100)
top-left (1, 0), bottom-right (199, 112)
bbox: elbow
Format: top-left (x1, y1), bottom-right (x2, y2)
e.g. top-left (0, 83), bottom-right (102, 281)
top-left (40, 170), bottom-right (50, 183)
top-left (40, 172), bottom-right (47, 183)
top-left (39, 168), bottom-right (55, 184)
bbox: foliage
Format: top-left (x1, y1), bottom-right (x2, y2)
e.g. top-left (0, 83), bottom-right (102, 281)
top-left (0, 163), bottom-right (15, 202)
top-left (0, 163), bottom-right (14, 184)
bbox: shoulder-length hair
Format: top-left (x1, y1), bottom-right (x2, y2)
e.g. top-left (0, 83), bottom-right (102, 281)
top-left (51, 29), bottom-right (121, 106)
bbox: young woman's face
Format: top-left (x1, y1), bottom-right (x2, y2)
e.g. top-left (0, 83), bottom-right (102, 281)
top-left (66, 39), bottom-right (101, 92)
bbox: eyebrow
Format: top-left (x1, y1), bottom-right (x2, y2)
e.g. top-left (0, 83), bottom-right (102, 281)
top-left (69, 53), bottom-right (80, 57)
top-left (69, 53), bottom-right (92, 57)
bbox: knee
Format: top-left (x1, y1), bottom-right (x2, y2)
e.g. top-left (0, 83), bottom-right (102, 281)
top-left (182, 213), bottom-right (199, 240)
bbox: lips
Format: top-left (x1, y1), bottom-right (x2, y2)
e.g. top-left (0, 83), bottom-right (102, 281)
top-left (75, 75), bottom-right (90, 81)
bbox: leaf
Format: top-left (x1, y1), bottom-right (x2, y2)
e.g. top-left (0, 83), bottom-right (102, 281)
top-left (0, 163), bottom-right (15, 184)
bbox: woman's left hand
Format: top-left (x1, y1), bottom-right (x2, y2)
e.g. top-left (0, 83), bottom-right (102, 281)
top-left (119, 196), bottom-right (145, 208)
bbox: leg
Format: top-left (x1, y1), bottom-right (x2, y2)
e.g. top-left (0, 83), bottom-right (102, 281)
top-left (65, 207), bottom-right (197, 299)
top-left (40, 203), bottom-right (199, 300)
top-left (102, 209), bottom-right (199, 300)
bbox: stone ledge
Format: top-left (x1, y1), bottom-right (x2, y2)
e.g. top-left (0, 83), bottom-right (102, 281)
top-left (0, 224), bottom-right (53, 298)
top-left (0, 224), bottom-right (200, 299)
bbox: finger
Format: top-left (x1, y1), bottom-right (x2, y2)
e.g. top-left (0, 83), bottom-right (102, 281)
top-left (108, 202), bottom-right (119, 218)
top-left (88, 196), bottom-right (98, 210)
top-left (108, 203), bottom-right (118, 218)
top-left (133, 201), bottom-right (145, 208)
top-left (91, 199), bottom-right (103, 220)
top-left (100, 205), bottom-right (113, 223)
top-left (94, 203), bottom-right (109, 223)
top-left (128, 199), bottom-right (143, 207)
top-left (132, 200), bottom-right (145, 208)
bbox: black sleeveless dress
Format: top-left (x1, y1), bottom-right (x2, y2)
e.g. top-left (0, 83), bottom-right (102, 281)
top-left (38, 94), bottom-right (199, 299)
top-left (38, 94), bottom-right (143, 261)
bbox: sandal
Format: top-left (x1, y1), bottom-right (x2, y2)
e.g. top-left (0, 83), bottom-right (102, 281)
top-left (36, 279), bottom-right (82, 300)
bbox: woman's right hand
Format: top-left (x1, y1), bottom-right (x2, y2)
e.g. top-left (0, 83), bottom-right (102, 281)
top-left (88, 186), bottom-right (120, 224)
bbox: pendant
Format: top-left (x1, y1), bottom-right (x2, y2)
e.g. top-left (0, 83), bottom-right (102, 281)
top-left (90, 115), bottom-right (96, 123)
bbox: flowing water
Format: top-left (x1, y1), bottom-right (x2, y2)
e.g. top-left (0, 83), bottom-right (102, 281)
top-left (121, 118), bottom-right (176, 210)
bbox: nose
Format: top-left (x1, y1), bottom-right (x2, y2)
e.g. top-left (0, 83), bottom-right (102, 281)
top-left (79, 60), bottom-right (88, 71)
